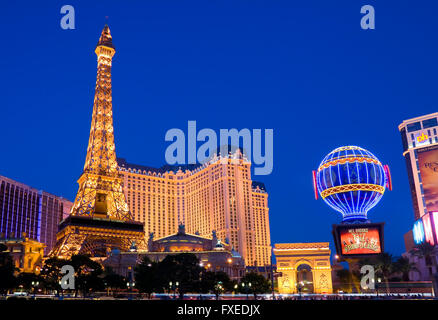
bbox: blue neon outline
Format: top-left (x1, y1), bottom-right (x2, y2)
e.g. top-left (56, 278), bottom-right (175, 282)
top-left (356, 149), bottom-right (367, 214)
top-left (317, 146), bottom-right (387, 221)
top-left (343, 149), bottom-right (355, 214)
top-left (335, 152), bottom-right (351, 215)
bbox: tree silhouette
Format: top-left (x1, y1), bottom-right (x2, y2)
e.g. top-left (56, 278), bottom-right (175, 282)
top-left (158, 253), bottom-right (203, 299)
top-left (134, 256), bottom-right (159, 298)
top-left (412, 242), bottom-right (437, 280)
top-left (393, 256), bottom-right (418, 281)
top-left (239, 272), bottom-right (271, 299)
top-left (103, 266), bottom-right (126, 297)
top-left (16, 272), bottom-right (42, 292)
top-left (39, 257), bottom-right (69, 293)
top-left (70, 254), bottom-right (104, 297)
top-left (0, 243), bottom-right (16, 294)
top-left (199, 270), bottom-right (233, 298)
top-left (135, 253), bottom-right (204, 298)
top-left (412, 242), bottom-right (438, 293)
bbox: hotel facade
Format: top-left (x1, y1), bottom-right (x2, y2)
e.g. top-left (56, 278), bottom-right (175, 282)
top-left (117, 153), bottom-right (271, 267)
top-left (399, 113), bottom-right (438, 286)
top-left (0, 175), bottom-right (73, 255)
top-left (399, 112), bottom-right (438, 221)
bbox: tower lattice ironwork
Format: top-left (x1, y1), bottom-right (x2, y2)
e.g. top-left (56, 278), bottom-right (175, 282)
top-left (50, 25), bottom-right (145, 259)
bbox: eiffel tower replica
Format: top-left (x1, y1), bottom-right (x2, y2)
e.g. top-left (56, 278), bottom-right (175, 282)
top-left (50, 25), bottom-right (145, 259)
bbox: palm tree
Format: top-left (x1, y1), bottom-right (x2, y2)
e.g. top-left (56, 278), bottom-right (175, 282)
top-left (411, 242), bottom-right (437, 280)
top-left (335, 268), bottom-right (360, 293)
top-left (393, 256), bottom-right (418, 281)
top-left (369, 253), bottom-right (394, 294)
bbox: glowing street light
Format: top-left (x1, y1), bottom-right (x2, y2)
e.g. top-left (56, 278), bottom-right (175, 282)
top-left (241, 282), bottom-right (251, 299)
top-left (169, 281), bottom-right (179, 299)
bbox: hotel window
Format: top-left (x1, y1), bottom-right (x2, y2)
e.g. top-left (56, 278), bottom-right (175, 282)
top-left (422, 118), bottom-right (438, 129)
top-left (407, 122), bottom-right (421, 132)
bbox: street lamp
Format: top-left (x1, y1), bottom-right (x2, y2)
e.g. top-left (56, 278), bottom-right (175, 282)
top-left (169, 281), bottom-right (179, 299)
top-left (31, 281), bottom-right (39, 298)
top-left (241, 282), bottom-right (251, 300)
top-left (127, 281), bottom-right (135, 299)
top-left (377, 278), bottom-right (382, 298)
top-left (270, 246), bottom-right (275, 300)
top-left (214, 281), bottom-right (223, 300)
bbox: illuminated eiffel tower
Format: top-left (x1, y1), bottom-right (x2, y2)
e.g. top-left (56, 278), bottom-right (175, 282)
top-left (50, 25), bottom-right (145, 258)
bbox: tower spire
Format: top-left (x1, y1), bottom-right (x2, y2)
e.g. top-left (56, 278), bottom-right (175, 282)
top-left (84, 25), bottom-right (117, 177)
top-left (96, 24), bottom-right (114, 49)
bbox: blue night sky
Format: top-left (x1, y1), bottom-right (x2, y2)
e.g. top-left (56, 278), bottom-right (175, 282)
top-left (1, 1), bottom-right (438, 256)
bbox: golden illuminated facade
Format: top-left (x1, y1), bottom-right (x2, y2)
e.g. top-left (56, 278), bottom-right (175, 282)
top-left (104, 225), bottom-right (246, 281)
top-left (118, 152), bottom-right (271, 266)
top-left (1, 235), bottom-right (45, 273)
top-left (50, 26), bottom-right (145, 258)
top-left (274, 243), bottom-right (333, 294)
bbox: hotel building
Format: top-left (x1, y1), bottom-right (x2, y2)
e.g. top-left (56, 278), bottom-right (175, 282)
top-left (104, 224), bottom-right (246, 281)
top-left (399, 112), bottom-right (438, 221)
top-left (399, 113), bottom-right (438, 285)
top-left (0, 235), bottom-right (45, 273)
top-left (0, 175), bottom-right (73, 255)
top-left (117, 152), bottom-right (271, 266)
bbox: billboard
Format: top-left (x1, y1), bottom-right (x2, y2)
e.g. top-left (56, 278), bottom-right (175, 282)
top-left (417, 145), bottom-right (438, 213)
top-left (332, 222), bottom-right (384, 259)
